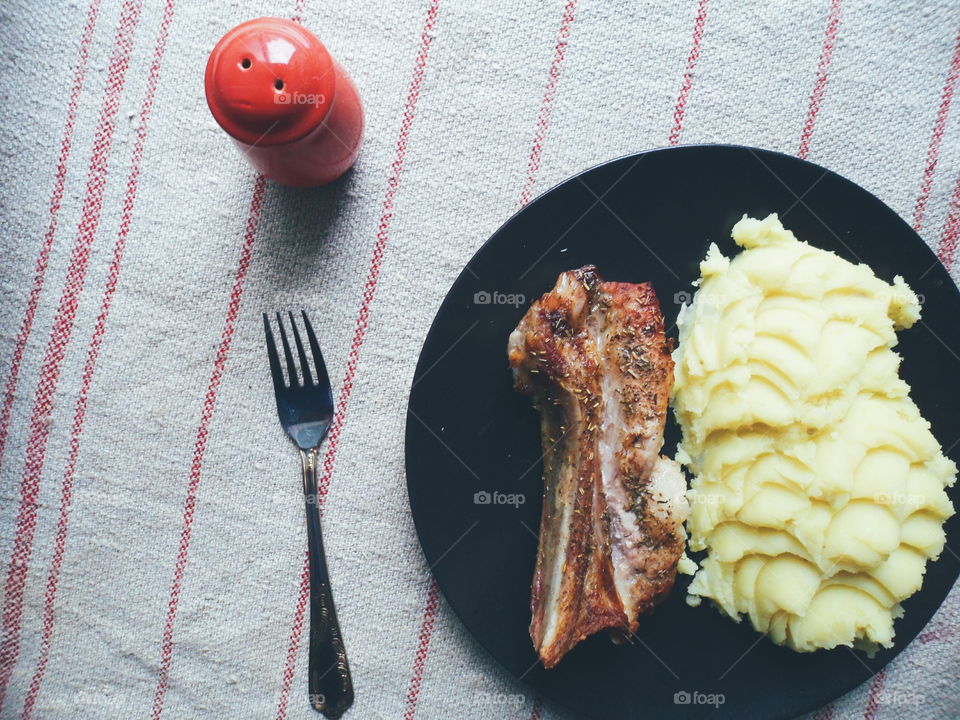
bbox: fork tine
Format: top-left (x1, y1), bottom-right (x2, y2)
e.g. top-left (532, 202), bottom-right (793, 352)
top-left (288, 311), bottom-right (313, 386)
top-left (301, 310), bottom-right (331, 393)
top-left (275, 312), bottom-right (300, 387)
top-left (263, 314), bottom-right (285, 393)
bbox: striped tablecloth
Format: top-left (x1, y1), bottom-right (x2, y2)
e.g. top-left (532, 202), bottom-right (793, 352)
top-left (1, 1), bottom-right (959, 718)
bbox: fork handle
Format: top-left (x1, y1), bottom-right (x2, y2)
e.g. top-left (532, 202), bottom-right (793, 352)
top-left (300, 449), bottom-right (354, 718)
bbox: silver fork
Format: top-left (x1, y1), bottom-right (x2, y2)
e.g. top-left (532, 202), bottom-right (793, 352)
top-left (264, 311), bottom-right (353, 718)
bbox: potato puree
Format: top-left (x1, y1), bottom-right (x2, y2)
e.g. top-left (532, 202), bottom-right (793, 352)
top-left (672, 213), bottom-right (956, 653)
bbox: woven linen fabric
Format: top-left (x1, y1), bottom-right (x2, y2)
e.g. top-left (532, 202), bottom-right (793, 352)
top-left (0, 0), bottom-right (958, 718)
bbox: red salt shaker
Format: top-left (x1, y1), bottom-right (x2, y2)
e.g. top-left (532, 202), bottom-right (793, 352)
top-left (205, 18), bottom-right (364, 187)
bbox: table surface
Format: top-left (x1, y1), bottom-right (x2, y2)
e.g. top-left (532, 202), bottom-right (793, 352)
top-left (1, 1), bottom-right (958, 719)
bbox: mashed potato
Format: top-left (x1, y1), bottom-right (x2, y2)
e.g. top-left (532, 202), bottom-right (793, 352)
top-left (672, 213), bottom-right (956, 653)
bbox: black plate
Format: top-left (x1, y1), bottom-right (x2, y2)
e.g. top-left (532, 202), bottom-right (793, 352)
top-left (404, 145), bottom-right (960, 720)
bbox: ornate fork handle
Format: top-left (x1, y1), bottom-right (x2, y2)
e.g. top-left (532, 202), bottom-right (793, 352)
top-left (300, 448), bottom-right (354, 719)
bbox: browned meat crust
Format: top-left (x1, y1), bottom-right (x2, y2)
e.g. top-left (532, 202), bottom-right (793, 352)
top-left (508, 266), bottom-right (687, 668)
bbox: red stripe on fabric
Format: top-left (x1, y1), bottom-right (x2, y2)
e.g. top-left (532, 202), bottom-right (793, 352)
top-left (272, 2), bottom-right (441, 716)
top-left (913, 27), bottom-right (960, 232)
top-left (150, 174), bottom-right (268, 719)
top-left (403, 579), bottom-right (441, 720)
top-left (797, 0), bottom-right (842, 159)
top-left (797, 8), bottom-right (842, 719)
top-left (291, 0), bottom-right (306, 25)
top-left (518, 0), bottom-right (579, 208)
top-left (0, 0), bottom-right (102, 479)
top-left (863, 669), bottom-right (886, 720)
top-left (921, 625), bottom-right (957, 643)
top-left (404, 2), bottom-right (588, 715)
top-left (668, 0), bottom-right (710, 146)
top-left (274, 552), bottom-right (311, 720)
top-left (521, 4), bottom-right (709, 716)
top-left (816, 26), bottom-right (960, 720)
top-left (0, 0), bottom-right (145, 710)
top-left (812, 704), bottom-right (835, 720)
top-left (20, 2), bottom-right (179, 715)
top-left (936, 172), bottom-right (960, 270)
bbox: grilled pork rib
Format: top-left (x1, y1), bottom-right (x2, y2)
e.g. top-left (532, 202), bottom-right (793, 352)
top-left (507, 267), bottom-right (688, 668)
